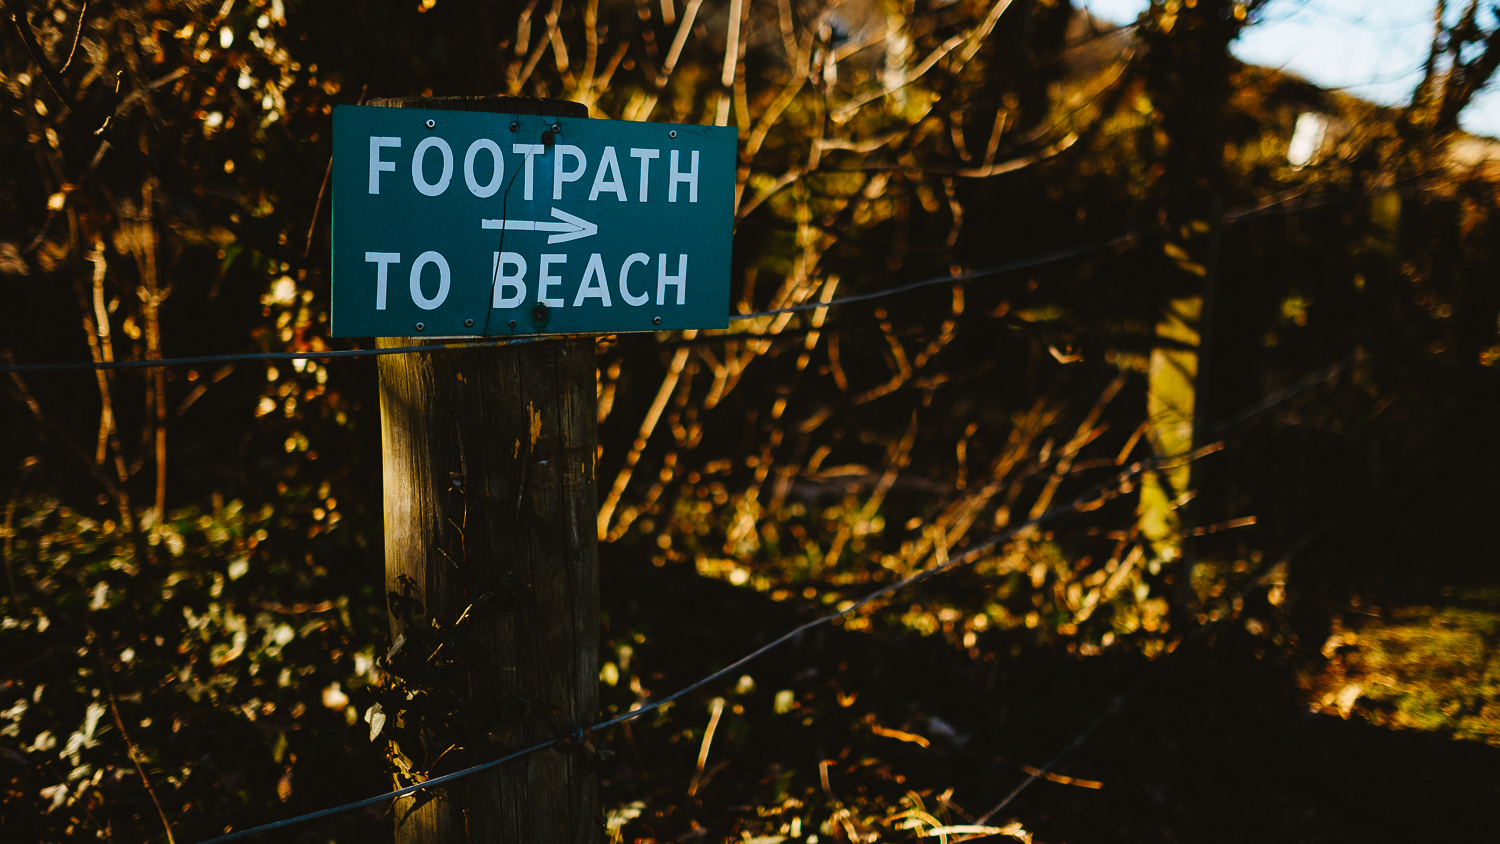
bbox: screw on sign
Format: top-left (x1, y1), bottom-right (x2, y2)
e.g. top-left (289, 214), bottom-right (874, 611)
top-left (332, 102), bottom-right (736, 337)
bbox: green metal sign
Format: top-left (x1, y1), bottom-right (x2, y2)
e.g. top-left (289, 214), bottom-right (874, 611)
top-left (331, 105), bottom-right (736, 337)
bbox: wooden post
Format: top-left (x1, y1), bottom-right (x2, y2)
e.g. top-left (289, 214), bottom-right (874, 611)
top-left (372, 96), bottom-right (600, 844)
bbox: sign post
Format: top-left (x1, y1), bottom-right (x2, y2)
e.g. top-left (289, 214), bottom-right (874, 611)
top-left (337, 96), bottom-right (735, 844)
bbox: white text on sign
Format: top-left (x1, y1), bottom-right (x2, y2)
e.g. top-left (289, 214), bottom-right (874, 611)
top-left (364, 132), bottom-right (702, 312)
top-left (367, 136), bottom-right (700, 203)
top-left (363, 251), bottom-right (689, 311)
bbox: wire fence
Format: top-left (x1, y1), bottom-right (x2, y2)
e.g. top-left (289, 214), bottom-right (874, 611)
top-left (0, 2), bottom-right (1473, 840)
top-left (188, 335), bottom-right (1368, 844)
top-left (0, 178), bottom-right (1395, 843)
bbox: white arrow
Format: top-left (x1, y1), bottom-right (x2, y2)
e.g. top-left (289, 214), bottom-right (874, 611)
top-left (480, 207), bottom-right (598, 244)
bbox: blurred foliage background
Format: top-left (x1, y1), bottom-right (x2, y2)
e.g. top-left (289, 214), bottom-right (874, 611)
top-left (2, 0), bottom-right (1499, 841)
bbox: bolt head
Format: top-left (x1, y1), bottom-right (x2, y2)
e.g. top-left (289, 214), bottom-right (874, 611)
top-left (653, 316), bottom-right (662, 325)
top-left (551, 122), bottom-right (561, 132)
top-left (464, 319), bottom-right (475, 328)
top-left (508, 319), bottom-right (518, 329)
top-left (669, 130), bottom-right (677, 139)
top-left (415, 323), bottom-right (425, 331)
top-left (425, 119), bottom-right (435, 129)
top-left (509, 121), bottom-right (519, 132)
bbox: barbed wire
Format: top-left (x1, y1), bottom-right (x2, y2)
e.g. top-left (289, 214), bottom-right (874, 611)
top-left (0, 236), bottom-right (1140, 375)
top-left (0, 184), bottom-right (1370, 376)
top-left (0, 337), bottom-right (559, 374)
top-left (189, 339), bottom-right (1367, 844)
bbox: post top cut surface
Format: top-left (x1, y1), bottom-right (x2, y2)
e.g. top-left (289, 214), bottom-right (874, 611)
top-left (332, 104), bottom-right (736, 338)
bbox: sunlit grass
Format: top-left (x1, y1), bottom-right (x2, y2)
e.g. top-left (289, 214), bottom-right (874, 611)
top-left (1307, 598), bottom-right (1500, 746)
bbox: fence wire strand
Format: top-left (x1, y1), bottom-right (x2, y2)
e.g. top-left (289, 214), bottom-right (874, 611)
top-left (0, 185), bottom-right (1370, 376)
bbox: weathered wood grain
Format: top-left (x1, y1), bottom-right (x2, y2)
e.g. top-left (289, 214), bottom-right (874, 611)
top-left (374, 95), bottom-right (598, 844)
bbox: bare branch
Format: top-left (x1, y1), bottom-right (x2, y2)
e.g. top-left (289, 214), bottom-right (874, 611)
top-left (58, 0), bottom-right (89, 74)
top-left (99, 649), bottom-right (177, 844)
top-left (6, 0), bottom-right (93, 123)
